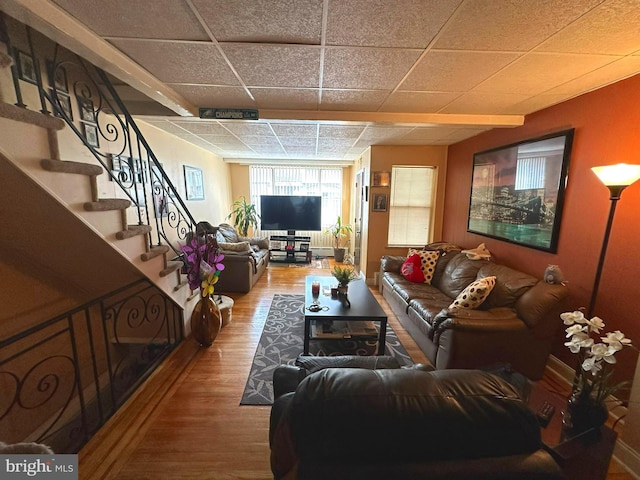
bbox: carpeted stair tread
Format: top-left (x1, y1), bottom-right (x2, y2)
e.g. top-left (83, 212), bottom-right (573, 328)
top-left (160, 262), bottom-right (182, 277)
top-left (116, 225), bottom-right (153, 240)
top-left (0, 103), bottom-right (65, 130)
top-left (141, 245), bottom-right (170, 261)
top-left (41, 158), bottom-right (103, 176)
top-left (84, 199), bottom-right (131, 211)
top-left (174, 279), bottom-right (189, 291)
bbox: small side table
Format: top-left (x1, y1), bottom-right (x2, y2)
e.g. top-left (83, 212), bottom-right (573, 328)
top-left (529, 382), bottom-right (617, 480)
top-left (217, 295), bottom-right (234, 327)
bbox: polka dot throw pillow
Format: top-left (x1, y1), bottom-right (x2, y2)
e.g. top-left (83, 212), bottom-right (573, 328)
top-left (407, 248), bottom-right (440, 284)
top-left (448, 276), bottom-right (496, 312)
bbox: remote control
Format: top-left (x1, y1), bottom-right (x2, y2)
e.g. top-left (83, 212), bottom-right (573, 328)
top-left (535, 401), bottom-right (555, 427)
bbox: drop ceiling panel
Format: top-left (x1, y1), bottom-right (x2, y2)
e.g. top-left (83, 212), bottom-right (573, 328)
top-left (544, 57), bottom-right (640, 96)
top-left (169, 85), bottom-right (254, 109)
top-left (271, 124), bottom-right (318, 137)
top-left (279, 137), bottom-right (317, 147)
top-left (193, 0), bottom-right (323, 44)
top-left (221, 44), bottom-right (321, 88)
top-left (536, 1), bottom-right (640, 55)
top-left (173, 121), bottom-right (231, 135)
top-left (401, 51), bottom-right (520, 91)
top-left (323, 47), bottom-right (422, 89)
top-left (239, 136), bottom-right (282, 146)
top-left (52, 0), bottom-right (208, 40)
top-left (441, 92), bottom-right (534, 115)
top-left (218, 122), bottom-right (274, 136)
top-left (250, 88), bottom-right (319, 110)
top-left (325, 0), bottom-right (461, 48)
top-left (380, 91), bottom-right (461, 113)
top-left (474, 53), bottom-right (618, 95)
top-left (110, 39), bottom-right (239, 84)
top-left (320, 90), bottom-right (389, 111)
top-left (433, 0), bottom-right (602, 51)
top-left (318, 125), bottom-right (365, 138)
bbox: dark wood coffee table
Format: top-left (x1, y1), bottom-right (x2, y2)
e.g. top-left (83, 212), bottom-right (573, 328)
top-left (303, 275), bottom-right (388, 355)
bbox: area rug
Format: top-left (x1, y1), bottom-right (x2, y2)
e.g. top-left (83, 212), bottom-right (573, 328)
top-left (240, 294), bottom-right (413, 405)
top-left (270, 259), bottom-right (330, 269)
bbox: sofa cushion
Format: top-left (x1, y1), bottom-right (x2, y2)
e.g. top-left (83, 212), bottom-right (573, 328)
top-left (217, 223), bottom-right (241, 243)
top-left (393, 281), bottom-right (443, 303)
top-left (409, 295), bottom-right (452, 327)
top-left (478, 264), bottom-right (538, 309)
top-left (408, 248), bottom-right (440, 284)
top-left (433, 253), bottom-right (488, 298)
top-left (219, 240), bottom-right (251, 252)
top-left (449, 276), bottom-right (496, 311)
top-left (401, 254), bottom-right (425, 283)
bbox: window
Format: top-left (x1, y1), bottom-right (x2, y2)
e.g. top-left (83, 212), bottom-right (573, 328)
top-left (249, 166), bottom-right (343, 247)
top-left (515, 156), bottom-right (546, 190)
top-left (387, 166), bottom-right (436, 247)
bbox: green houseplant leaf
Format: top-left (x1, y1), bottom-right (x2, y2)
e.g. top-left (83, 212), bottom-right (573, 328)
top-left (227, 196), bottom-right (260, 237)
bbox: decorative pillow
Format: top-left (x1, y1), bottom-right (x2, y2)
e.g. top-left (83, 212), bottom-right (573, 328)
top-left (401, 254), bottom-right (425, 283)
top-left (408, 248), bottom-right (440, 284)
top-left (448, 276), bottom-right (496, 311)
top-left (218, 241), bottom-right (251, 252)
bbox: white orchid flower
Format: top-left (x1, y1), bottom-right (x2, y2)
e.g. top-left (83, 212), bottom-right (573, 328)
top-left (582, 356), bottom-right (603, 375)
top-left (602, 330), bottom-right (632, 351)
top-left (590, 343), bottom-right (617, 364)
top-left (564, 332), bottom-right (593, 353)
top-left (565, 324), bottom-right (587, 337)
top-left (586, 316), bottom-right (605, 333)
top-left (561, 311), bottom-right (586, 325)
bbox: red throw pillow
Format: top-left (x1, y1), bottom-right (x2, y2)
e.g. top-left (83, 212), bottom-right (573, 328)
top-left (401, 254), bottom-right (424, 283)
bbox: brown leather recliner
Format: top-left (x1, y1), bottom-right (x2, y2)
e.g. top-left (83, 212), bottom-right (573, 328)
top-left (269, 360), bottom-right (564, 480)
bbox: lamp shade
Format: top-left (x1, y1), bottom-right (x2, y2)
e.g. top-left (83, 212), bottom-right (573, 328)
top-left (591, 163), bottom-right (640, 186)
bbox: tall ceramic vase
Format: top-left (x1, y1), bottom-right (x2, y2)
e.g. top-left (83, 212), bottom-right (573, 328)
top-left (191, 295), bottom-right (222, 347)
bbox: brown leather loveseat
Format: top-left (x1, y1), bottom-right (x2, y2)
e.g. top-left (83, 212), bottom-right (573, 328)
top-left (380, 248), bottom-right (568, 379)
top-left (269, 358), bottom-right (563, 480)
top-left (214, 223), bottom-right (269, 293)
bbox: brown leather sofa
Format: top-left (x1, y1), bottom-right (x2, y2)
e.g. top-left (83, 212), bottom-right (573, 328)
top-left (269, 358), bottom-right (563, 480)
top-left (379, 249), bottom-right (568, 379)
top-left (214, 223), bottom-right (269, 293)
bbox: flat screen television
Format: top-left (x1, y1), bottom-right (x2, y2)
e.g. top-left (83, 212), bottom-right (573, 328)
top-left (467, 129), bottom-right (574, 253)
top-left (260, 195), bottom-right (322, 232)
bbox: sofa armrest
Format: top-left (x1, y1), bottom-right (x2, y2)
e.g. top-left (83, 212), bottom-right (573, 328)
top-left (273, 365), bottom-right (307, 400)
top-left (380, 255), bottom-right (406, 273)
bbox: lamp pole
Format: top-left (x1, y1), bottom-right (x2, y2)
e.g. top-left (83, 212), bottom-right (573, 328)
top-left (587, 185), bottom-right (624, 319)
top-left (588, 164), bottom-right (640, 318)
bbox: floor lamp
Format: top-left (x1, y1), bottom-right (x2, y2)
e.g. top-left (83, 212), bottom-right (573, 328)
top-left (588, 163), bottom-right (640, 318)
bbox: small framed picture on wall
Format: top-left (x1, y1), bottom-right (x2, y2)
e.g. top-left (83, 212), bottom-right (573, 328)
top-left (372, 193), bottom-right (388, 212)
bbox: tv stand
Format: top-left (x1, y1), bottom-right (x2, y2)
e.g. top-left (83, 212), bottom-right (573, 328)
top-left (270, 233), bottom-right (312, 264)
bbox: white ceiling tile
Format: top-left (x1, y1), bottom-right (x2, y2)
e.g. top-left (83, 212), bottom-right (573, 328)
top-left (401, 51), bottom-right (520, 91)
top-left (440, 92), bottom-right (533, 114)
top-left (172, 121), bottom-right (231, 135)
top-left (193, 0), bottom-right (323, 44)
top-left (380, 91), bottom-right (462, 113)
top-left (434, 0), bottom-right (602, 51)
top-left (536, 1), bottom-right (640, 55)
top-left (221, 45), bottom-right (321, 88)
top-left (279, 137), bottom-right (317, 147)
top-left (320, 90), bottom-right (388, 111)
top-left (474, 53), bottom-right (617, 95)
top-left (218, 122), bottom-right (274, 136)
top-left (318, 125), bottom-right (365, 139)
top-left (271, 124), bottom-right (318, 137)
top-left (318, 137), bottom-right (355, 149)
top-left (323, 47), bottom-right (421, 89)
top-left (110, 40), bottom-right (239, 85)
top-left (52, 0), bottom-right (208, 40)
top-left (240, 136), bottom-right (282, 146)
top-left (250, 88), bottom-right (319, 110)
top-left (325, 0), bottom-right (461, 48)
top-left (169, 85), bottom-right (254, 109)
top-left (401, 127), bottom-right (461, 141)
top-left (359, 126), bottom-right (414, 141)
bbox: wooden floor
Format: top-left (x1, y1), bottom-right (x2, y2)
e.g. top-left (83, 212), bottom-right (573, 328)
top-left (78, 260), bottom-right (634, 479)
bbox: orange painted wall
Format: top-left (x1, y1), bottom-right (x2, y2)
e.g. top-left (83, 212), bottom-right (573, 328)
top-left (444, 74), bottom-right (640, 384)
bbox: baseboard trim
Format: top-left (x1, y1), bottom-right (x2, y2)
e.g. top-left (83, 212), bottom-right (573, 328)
top-left (615, 440), bottom-right (640, 479)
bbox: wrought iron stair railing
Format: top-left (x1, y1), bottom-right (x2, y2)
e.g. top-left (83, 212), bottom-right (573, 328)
top-left (0, 279), bottom-right (184, 453)
top-left (1, 14), bottom-right (197, 257)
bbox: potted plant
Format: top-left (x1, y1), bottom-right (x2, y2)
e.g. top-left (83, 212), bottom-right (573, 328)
top-left (324, 216), bottom-right (353, 263)
top-left (227, 196), bottom-right (260, 237)
top-left (331, 265), bottom-right (359, 290)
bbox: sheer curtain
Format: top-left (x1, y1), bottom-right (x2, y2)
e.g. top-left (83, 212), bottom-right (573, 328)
top-left (250, 166), bottom-right (343, 249)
